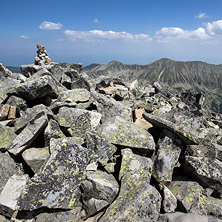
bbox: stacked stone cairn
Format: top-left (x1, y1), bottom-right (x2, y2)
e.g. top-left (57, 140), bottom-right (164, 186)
top-left (34, 44), bottom-right (51, 65)
top-left (1, 52), bottom-right (222, 221)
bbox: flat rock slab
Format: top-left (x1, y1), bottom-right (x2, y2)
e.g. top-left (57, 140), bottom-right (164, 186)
top-left (0, 174), bottom-right (29, 217)
top-left (143, 112), bottom-right (199, 145)
top-left (184, 156), bottom-right (222, 194)
top-left (0, 126), bottom-right (17, 151)
top-left (18, 138), bottom-right (92, 211)
top-left (58, 88), bottom-right (90, 103)
top-left (99, 148), bottom-right (161, 222)
top-left (56, 107), bottom-right (102, 137)
top-left (100, 116), bottom-right (155, 154)
top-left (85, 132), bottom-right (117, 166)
top-left (12, 75), bottom-right (58, 100)
top-left (8, 114), bottom-right (48, 155)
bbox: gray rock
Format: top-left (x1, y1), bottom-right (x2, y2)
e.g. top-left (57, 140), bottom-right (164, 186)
top-left (85, 132), bottom-right (117, 166)
top-left (143, 112), bottom-right (199, 145)
top-left (99, 148), bottom-right (161, 222)
top-left (153, 129), bottom-right (183, 182)
top-left (0, 152), bottom-right (23, 193)
top-left (0, 215), bottom-right (9, 222)
top-left (8, 113), bottom-right (48, 155)
top-left (22, 147), bottom-right (50, 174)
top-left (184, 156), bottom-right (222, 194)
top-left (203, 195), bottom-right (222, 218)
top-left (0, 63), bottom-right (12, 80)
top-left (158, 212), bottom-right (208, 222)
top-left (49, 101), bottom-right (77, 113)
top-left (56, 107), bottom-right (101, 137)
top-left (0, 126), bottom-right (17, 151)
top-left (18, 138), bottom-right (93, 210)
top-left (44, 119), bottom-right (65, 146)
top-left (99, 116), bottom-right (155, 154)
top-left (215, 143), bottom-right (222, 161)
top-left (167, 180), bottom-right (204, 212)
top-left (20, 64), bottom-right (39, 77)
top-left (58, 88), bottom-right (90, 103)
top-left (81, 170), bottom-right (119, 217)
top-left (161, 185), bottom-right (177, 213)
top-left (91, 91), bottom-right (133, 122)
top-left (0, 174), bottom-right (29, 217)
top-left (12, 75), bottom-right (58, 101)
top-left (6, 96), bottom-right (27, 112)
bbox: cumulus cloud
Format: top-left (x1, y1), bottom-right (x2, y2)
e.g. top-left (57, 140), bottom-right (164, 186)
top-left (206, 20), bottom-right (222, 35)
top-left (20, 35), bottom-right (31, 39)
top-left (93, 18), bottom-right (99, 23)
top-left (156, 27), bottom-right (209, 41)
top-left (195, 12), bottom-right (209, 19)
top-left (64, 29), bottom-right (152, 42)
top-left (39, 21), bottom-right (63, 30)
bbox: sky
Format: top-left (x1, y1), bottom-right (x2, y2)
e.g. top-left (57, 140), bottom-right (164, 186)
top-left (1, 0), bottom-right (222, 66)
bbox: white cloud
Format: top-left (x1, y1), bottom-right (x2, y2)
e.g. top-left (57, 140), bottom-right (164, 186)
top-left (39, 21), bottom-right (63, 30)
top-left (20, 35), bottom-right (31, 39)
top-left (93, 18), bottom-right (99, 23)
top-left (195, 12), bottom-right (209, 19)
top-left (64, 29), bottom-right (152, 42)
top-left (206, 20), bottom-right (222, 35)
top-left (156, 27), bottom-right (209, 41)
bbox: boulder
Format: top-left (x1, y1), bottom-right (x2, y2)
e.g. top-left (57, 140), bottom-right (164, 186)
top-left (12, 75), bottom-right (58, 101)
top-left (0, 175), bottom-right (29, 217)
top-left (44, 119), bottom-right (65, 146)
top-left (0, 152), bottom-right (23, 193)
top-left (18, 138), bottom-right (93, 210)
top-left (99, 149), bottom-right (161, 222)
top-left (81, 170), bottom-right (119, 217)
top-left (143, 112), bottom-right (199, 145)
top-left (22, 147), bottom-right (50, 174)
top-left (203, 195), bottom-right (222, 218)
top-left (184, 156), bottom-right (222, 194)
top-left (99, 116), bottom-right (155, 154)
top-left (0, 63), bottom-right (12, 80)
top-left (8, 113), bottom-right (48, 155)
top-left (56, 107), bottom-right (101, 137)
top-left (167, 180), bottom-right (204, 212)
top-left (153, 129), bottom-right (183, 182)
top-left (58, 88), bottom-right (90, 103)
top-left (91, 91), bottom-right (133, 122)
top-left (0, 126), bottom-right (17, 151)
top-left (85, 132), bottom-right (117, 166)
top-left (161, 185), bottom-right (177, 213)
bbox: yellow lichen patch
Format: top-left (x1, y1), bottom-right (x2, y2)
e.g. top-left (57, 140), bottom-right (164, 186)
top-left (69, 200), bottom-right (75, 208)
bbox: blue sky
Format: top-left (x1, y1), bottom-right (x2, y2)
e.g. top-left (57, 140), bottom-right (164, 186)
top-left (1, 0), bottom-right (222, 66)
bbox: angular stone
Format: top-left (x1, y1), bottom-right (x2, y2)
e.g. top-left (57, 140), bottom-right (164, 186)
top-left (58, 89), bottom-right (90, 103)
top-left (134, 118), bottom-right (153, 130)
top-left (20, 64), bottom-right (39, 77)
top-left (0, 126), bottom-right (17, 151)
top-left (158, 212), bottom-right (209, 222)
top-left (0, 104), bottom-right (10, 120)
top-left (22, 147), bottom-right (50, 174)
top-left (167, 180), bottom-right (204, 212)
top-left (49, 101), bottom-right (77, 113)
top-left (99, 149), bottom-right (161, 222)
top-left (8, 114), bottom-right (48, 155)
top-left (99, 87), bottom-right (116, 95)
top-left (12, 75), bottom-right (58, 101)
top-left (85, 132), bottom-right (117, 166)
top-left (184, 156), bottom-right (222, 194)
top-left (161, 185), bottom-right (177, 213)
top-left (6, 96), bottom-right (27, 112)
top-left (56, 107), bottom-right (101, 137)
top-left (14, 104), bottom-right (52, 134)
top-left (99, 116), bottom-right (155, 154)
top-left (18, 138), bottom-right (92, 210)
top-left (81, 170), bottom-right (119, 217)
top-left (91, 91), bottom-right (133, 122)
top-left (0, 175), bottom-right (29, 217)
top-left (143, 112), bottom-right (199, 145)
top-left (0, 63), bottom-right (12, 80)
top-left (203, 195), bottom-right (222, 218)
top-left (8, 106), bottom-right (16, 119)
top-left (0, 152), bottom-right (23, 193)
top-left (44, 119), bottom-right (65, 146)
top-left (153, 129), bottom-right (183, 182)
top-left (215, 143), bottom-right (222, 161)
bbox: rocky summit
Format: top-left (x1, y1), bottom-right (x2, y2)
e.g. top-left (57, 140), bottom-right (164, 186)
top-left (0, 50), bottom-right (222, 222)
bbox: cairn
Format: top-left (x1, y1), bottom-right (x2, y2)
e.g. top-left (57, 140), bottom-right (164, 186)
top-left (34, 44), bottom-right (51, 65)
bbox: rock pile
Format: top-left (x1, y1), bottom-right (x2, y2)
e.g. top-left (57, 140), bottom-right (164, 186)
top-left (0, 59), bottom-right (222, 222)
top-left (34, 44), bottom-right (51, 65)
